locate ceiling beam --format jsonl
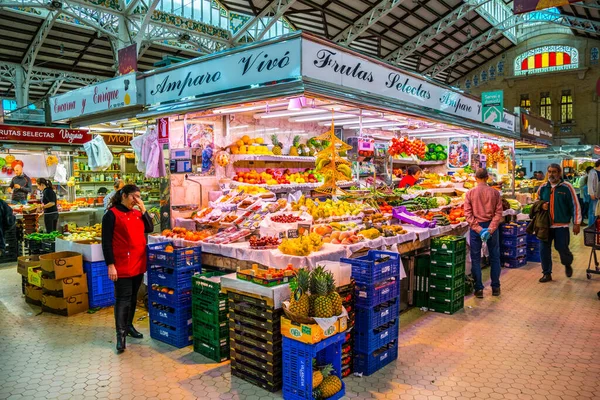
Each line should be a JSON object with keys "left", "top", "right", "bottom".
{"left": 231, "top": 0, "right": 297, "bottom": 45}
{"left": 333, "top": 0, "right": 405, "bottom": 45}
{"left": 384, "top": 0, "right": 490, "bottom": 65}
{"left": 425, "top": 10, "right": 600, "bottom": 77}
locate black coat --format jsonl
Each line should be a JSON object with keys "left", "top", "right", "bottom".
{"left": 0, "top": 199, "right": 16, "bottom": 251}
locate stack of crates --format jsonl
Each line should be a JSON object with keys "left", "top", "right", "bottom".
{"left": 500, "top": 223, "right": 528, "bottom": 268}
{"left": 337, "top": 280, "right": 355, "bottom": 378}
{"left": 413, "top": 254, "right": 431, "bottom": 308}
{"left": 0, "top": 226, "right": 18, "bottom": 263}
{"left": 429, "top": 236, "right": 466, "bottom": 315}
{"left": 147, "top": 242, "right": 201, "bottom": 348}
{"left": 526, "top": 234, "right": 541, "bottom": 263}
{"left": 282, "top": 332, "right": 346, "bottom": 400}
{"left": 228, "top": 291, "right": 283, "bottom": 392}
{"left": 341, "top": 250, "right": 400, "bottom": 376}
{"left": 191, "top": 271, "right": 229, "bottom": 362}
{"left": 83, "top": 261, "right": 115, "bottom": 308}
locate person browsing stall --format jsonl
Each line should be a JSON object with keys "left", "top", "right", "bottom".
{"left": 9, "top": 162, "right": 32, "bottom": 205}
{"left": 102, "top": 185, "right": 153, "bottom": 353}
{"left": 536, "top": 164, "right": 581, "bottom": 282}
{"left": 397, "top": 165, "right": 422, "bottom": 189}
{"left": 464, "top": 168, "right": 504, "bottom": 298}
{"left": 37, "top": 178, "right": 59, "bottom": 233}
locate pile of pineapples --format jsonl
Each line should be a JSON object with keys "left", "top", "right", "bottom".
{"left": 312, "top": 364, "right": 343, "bottom": 399}
{"left": 289, "top": 266, "right": 343, "bottom": 319}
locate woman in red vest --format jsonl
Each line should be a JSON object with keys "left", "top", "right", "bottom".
{"left": 101, "top": 184, "right": 153, "bottom": 353}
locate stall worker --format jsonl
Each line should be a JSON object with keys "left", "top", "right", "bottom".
{"left": 9, "top": 162, "right": 32, "bottom": 205}
{"left": 464, "top": 168, "right": 503, "bottom": 298}
{"left": 515, "top": 170, "right": 526, "bottom": 180}
{"left": 103, "top": 179, "right": 125, "bottom": 211}
{"left": 397, "top": 165, "right": 422, "bottom": 189}
{"left": 37, "top": 178, "right": 59, "bottom": 233}
{"left": 102, "top": 185, "right": 153, "bottom": 353}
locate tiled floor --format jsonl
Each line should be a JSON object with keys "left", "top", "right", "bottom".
{"left": 1, "top": 234, "right": 600, "bottom": 400}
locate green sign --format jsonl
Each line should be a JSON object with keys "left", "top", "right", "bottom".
{"left": 481, "top": 91, "right": 504, "bottom": 124}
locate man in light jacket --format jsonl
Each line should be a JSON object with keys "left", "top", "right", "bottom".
{"left": 587, "top": 159, "right": 600, "bottom": 226}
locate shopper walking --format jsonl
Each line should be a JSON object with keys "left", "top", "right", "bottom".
{"left": 536, "top": 164, "right": 581, "bottom": 282}
{"left": 103, "top": 179, "right": 125, "bottom": 210}
{"left": 0, "top": 199, "right": 16, "bottom": 256}
{"left": 581, "top": 166, "right": 593, "bottom": 225}
{"left": 9, "top": 162, "right": 32, "bottom": 205}
{"left": 464, "top": 168, "right": 504, "bottom": 298}
{"left": 398, "top": 165, "right": 422, "bottom": 189}
{"left": 587, "top": 160, "right": 600, "bottom": 226}
{"left": 102, "top": 184, "right": 153, "bottom": 353}
{"left": 37, "top": 178, "right": 59, "bottom": 233}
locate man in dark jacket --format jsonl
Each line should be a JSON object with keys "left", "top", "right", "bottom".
{"left": 0, "top": 199, "right": 16, "bottom": 255}
{"left": 536, "top": 164, "right": 582, "bottom": 282}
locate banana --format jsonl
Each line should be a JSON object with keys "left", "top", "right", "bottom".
{"left": 336, "top": 164, "right": 352, "bottom": 179}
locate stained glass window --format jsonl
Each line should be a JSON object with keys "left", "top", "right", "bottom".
{"left": 560, "top": 90, "right": 573, "bottom": 124}
{"left": 514, "top": 46, "right": 579, "bottom": 76}
{"left": 540, "top": 92, "right": 551, "bottom": 121}
{"left": 520, "top": 94, "right": 531, "bottom": 113}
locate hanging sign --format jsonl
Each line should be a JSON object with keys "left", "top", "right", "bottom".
{"left": 448, "top": 137, "right": 471, "bottom": 169}
{"left": 301, "top": 39, "right": 516, "bottom": 132}
{"left": 158, "top": 118, "right": 169, "bottom": 144}
{"left": 520, "top": 113, "right": 553, "bottom": 145}
{"left": 481, "top": 91, "right": 504, "bottom": 124}
{"left": 50, "top": 73, "right": 138, "bottom": 122}
{"left": 118, "top": 44, "right": 138, "bottom": 75}
{"left": 144, "top": 38, "right": 301, "bottom": 105}
{"left": 514, "top": 0, "right": 579, "bottom": 15}
{"left": 0, "top": 124, "right": 90, "bottom": 145}
{"left": 104, "top": 134, "right": 132, "bottom": 146}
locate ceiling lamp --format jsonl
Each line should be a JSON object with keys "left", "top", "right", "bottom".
{"left": 214, "top": 102, "right": 288, "bottom": 114}
{"left": 254, "top": 109, "right": 329, "bottom": 119}
{"left": 287, "top": 96, "right": 307, "bottom": 110}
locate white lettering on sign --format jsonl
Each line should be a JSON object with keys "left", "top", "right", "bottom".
{"left": 59, "top": 129, "right": 84, "bottom": 144}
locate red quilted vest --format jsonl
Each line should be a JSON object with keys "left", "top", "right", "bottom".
{"left": 110, "top": 207, "right": 147, "bottom": 278}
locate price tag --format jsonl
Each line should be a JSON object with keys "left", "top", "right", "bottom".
{"left": 287, "top": 229, "right": 299, "bottom": 239}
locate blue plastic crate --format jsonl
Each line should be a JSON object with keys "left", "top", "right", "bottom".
{"left": 500, "top": 245, "right": 527, "bottom": 258}
{"left": 148, "top": 264, "right": 201, "bottom": 290}
{"left": 354, "top": 341, "right": 398, "bottom": 376}
{"left": 341, "top": 250, "right": 400, "bottom": 285}
{"left": 355, "top": 298, "right": 399, "bottom": 332}
{"left": 282, "top": 332, "right": 346, "bottom": 400}
{"left": 501, "top": 256, "right": 527, "bottom": 268}
{"left": 149, "top": 320, "right": 193, "bottom": 348}
{"left": 147, "top": 242, "right": 201, "bottom": 269}
{"left": 355, "top": 279, "right": 400, "bottom": 307}
{"left": 501, "top": 235, "right": 526, "bottom": 248}
{"left": 527, "top": 242, "right": 541, "bottom": 251}
{"left": 148, "top": 298, "right": 192, "bottom": 328}
{"left": 148, "top": 286, "right": 192, "bottom": 308}
{"left": 527, "top": 233, "right": 540, "bottom": 244}
{"left": 83, "top": 261, "right": 115, "bottom": 308}
{"left": 500, "top": 223, "right": 527, "bottom": 238}
{"left": 354, "top": 319, "right": 399, "bottom": 354}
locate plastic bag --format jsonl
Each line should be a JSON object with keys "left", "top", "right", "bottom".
{"left": 83, "top": 135, "right": 113, "bottom": 171}
{"left": 54, "top": 163, "right": 67, "bottom": 184}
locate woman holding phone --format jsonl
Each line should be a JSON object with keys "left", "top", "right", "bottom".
{"left": 101, "top": 184, "right": 153, "bottom": 353}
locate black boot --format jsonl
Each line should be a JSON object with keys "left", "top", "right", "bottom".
{"left": 128, "top": 325, "right": 143, "bottom": 339}
{"left": 116, "top": 330, "right": 127, "bottom": 353}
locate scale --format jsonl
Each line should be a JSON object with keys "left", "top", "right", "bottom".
{"left": 170, "top": 148, "right": 192, "bottom": 173}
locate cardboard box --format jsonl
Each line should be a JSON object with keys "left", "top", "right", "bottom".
{"left": 280, "top": 316, "right": 347, "bottom": 344}
{"left": 17, "top": 255, "right": 40, "bottom": 277}
{"left": 28, "top": 267, "right": 43, "bottom": 287}
{"left": 41, "top": 274, "right": 88, "bottom": 298}
{"left": 25, "top": 284, "right": 43, "bottom": 305}
{"left": 41, "top": 293, "right": 89, "bottom": 316}
{"left": 40, "top": 251, "right": 83, "bottom": 279}
{"left": 73, "top": 240, "right": 104, "bottom": 262}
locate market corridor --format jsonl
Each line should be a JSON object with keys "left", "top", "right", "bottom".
{"left": 1, "top": 237, "right": 599, "bottom": 400}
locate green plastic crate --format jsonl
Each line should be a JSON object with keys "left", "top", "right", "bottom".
{"left": 431, "top": 250, "right": 466, "bottom": 266}
{"left": 413, "top": 254, "right": 430, "bottom": 308}
{"left": 192, "top": 271, "right": 228, "bottom": 303}
{"left": 429, "top": 296, "right": 464, "bottom": 315}
{"left": 431, "top": 236, "right": 467, "bottom": 254}
{"left": 193, "top": 338, "right": 230, "bottom": 362}
{"left": 429, "top": 275, "right": 465, "bottom": 291}
{"left": 193, "top": 319, "right": 229, "bottom": 344}
{"left": 428, "top": 284, "right": 465, "bottom": 303}
{"left": 430, "top": 262, "right": 465, "bottom": 278}
{"left": 192, "top": 300, "right": 228, "bottom": 326}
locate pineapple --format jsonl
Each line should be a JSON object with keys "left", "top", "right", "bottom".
{"left": 289, "top": 269, "right": 310, "bottom": 317}
{"left": 311, "top": 269, "right": 333, "bottom": 318}
{"left": 309, "top": 265, "right": 325, "bottom": 316}
{"left": 271, "top": 134, "right": 282, "bottom": 155}
{"left": 314, "top": 366, "right": 342, "bottom": 399}
{"left": 312, "top": 364, "right": 332, "bottom": 389}
{"left": 325, "top": 271, "right": 343, "bottom": 316}
{"left": 289, "top": 135, "right": 301, "bottom": 156}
